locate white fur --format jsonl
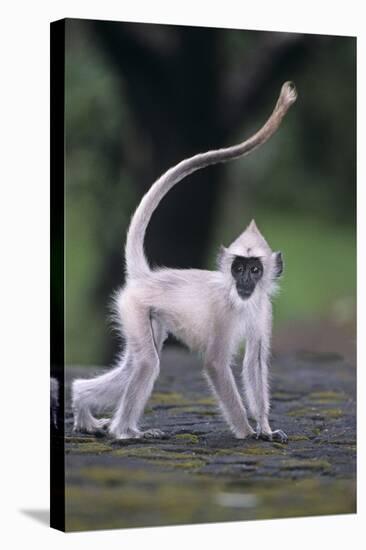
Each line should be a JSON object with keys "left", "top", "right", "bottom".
{"left": 72, "top": 222, "right": 282, "bottom": 439}
{"left": 72, "top": 82, "right": 296, "bottom": 440}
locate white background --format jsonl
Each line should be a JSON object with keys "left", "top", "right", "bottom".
{"left": 0, "top": 1, "right": 363, "bottom": 549}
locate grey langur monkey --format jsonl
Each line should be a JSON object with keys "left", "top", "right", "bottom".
{"left": 72, "top": 81, "right": 297, "bottom": 443}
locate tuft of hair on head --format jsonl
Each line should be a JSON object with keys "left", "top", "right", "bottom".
{"left": 247, "top": 219, "right": 260, "bottom": 233}
{"left": 226, "top": 220, "right": 272, "bottom": 259}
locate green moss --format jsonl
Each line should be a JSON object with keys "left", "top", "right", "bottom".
{"left": 175, "top": 434, "right": 200, "bottom": 444}
{"left": 322, "top": 408, "right": 343, "bottom": 418}
{"left": 168, "top": 406, "right": 217, "bottom": 416}
{"left": 272, "top": 392, "right": 298, "bottom": 402}
{"left": 196, "top": 445, "right": 286, "bottom": 457}
{"left": 65, "top": 481, "right": 224, "bottom": 531}
{"left": 309, "top": 391, "right": 346, "bottom": 403}
{"left": 65, "top": 474, "right": 356, "bottom": 532}
{"left": 149, "top": 392, "right": 217, "bottom": 408}
{"left": 252, "top": 479, "right": 355, "bottom": 520}
{"left": 68, "top": 441, "right": 112, "bottom": 454}
{"left": 287, "top": 407, "right": 343, "bottom": 419}
{"left": 288, "top": 435, "right": 310, "bottom": 441}
{"left": 319, "top": 437, "right": 355, "bottom": 448}
{"left": 195, "top": 397, "right": 216, "bottom": 406}
{"left": 149, "top": 392, "right": 190, "bottom": 406}
{"left": 112, "top": 446, "right": 198, "bottom": 461}
{"left": 272, "top": 442, "right": 288, "bottom": 449}
{"left": 287, "top": 407, "right": 320, "bottom": 417}
{"left": 280, "top": 459, "right": 331, "bottom": 471}
{"left": 243, "top": 447, "right": 285, "bottom": 456}
{"left": 79, "top": 466, "right": 151, "bottom": 485}
{"left": 65, "top": 436, "right": 95, "bottom": 443}
{"left": 153, "top": 458, "right": 206, "bottom": 470}
{"left": 111, "top": 441, "right": 284, "bottom": 461}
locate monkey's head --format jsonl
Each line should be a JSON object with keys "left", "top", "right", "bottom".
{"left": 218, "top": 220, "right": 283, "bottom": 301}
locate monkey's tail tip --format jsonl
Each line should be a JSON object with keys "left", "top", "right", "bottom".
{"left": 279, "top": 81, "right": 297, "bottom": 110}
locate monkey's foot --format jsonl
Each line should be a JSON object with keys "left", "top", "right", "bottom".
{"left": 234, "top": 428, "right": 256, "bottom": 440}
{"left": 108, "top": 427, "right": 141, "bottom": 440}
{"left": 73, "top": 417, "right": 110, "bottom": 435}
{"left": 255, "top": 429, "right": 288, "bottom": 444}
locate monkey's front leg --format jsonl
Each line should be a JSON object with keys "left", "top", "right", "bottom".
{"left": 242, "top": 337, "right": 288, "bottom": 444}
{"left": 204, "top": 348, "right": 255, "bottom": 439}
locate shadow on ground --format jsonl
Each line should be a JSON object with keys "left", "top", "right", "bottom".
{"left": 20, "top": 509, "right": 50, "bottom": 526}
{"left": 63, "top": 349, "right": 356, "bottom": 531}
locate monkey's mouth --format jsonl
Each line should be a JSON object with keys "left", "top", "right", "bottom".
{"left": 237, "top": 286, "right": 254, "bottom": 299}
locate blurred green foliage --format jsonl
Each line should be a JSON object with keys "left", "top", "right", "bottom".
{"left": 64, "top": 21, "right": 356, "bottom": 365}
{"left": 65, "top": 27, "right": 137, "bottom": 364}
{"left": 209, "top": 210, "right": 356, "bottom": 323}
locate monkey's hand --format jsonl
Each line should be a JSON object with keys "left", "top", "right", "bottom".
{"left": 255, "top": 427, "right": 288, "bottom": 444}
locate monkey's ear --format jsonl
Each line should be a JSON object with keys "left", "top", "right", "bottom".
{"left": 273, "top": 251, "right": 284, "bottom": 278}
{"left": 217, "top": 245, "right": 230, "bottom": 270}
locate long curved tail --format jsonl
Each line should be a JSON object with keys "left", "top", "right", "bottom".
{"left": 125, "top": 81, "right": 297, "bottom": 279}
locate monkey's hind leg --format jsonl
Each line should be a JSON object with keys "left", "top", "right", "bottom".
{"left": 72, "top": 353, "right": 133, "bottom": 434}
{"left": 108, "top": 315, "right": 167, "bottom": 440}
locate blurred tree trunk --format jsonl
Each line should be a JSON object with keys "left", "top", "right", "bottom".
{"left": 92, "top": 22, "right": 226, "bottom": 271}
{"left": 92, "top": 21, "right": 309, "bottom": 271}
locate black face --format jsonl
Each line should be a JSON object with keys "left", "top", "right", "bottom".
{"left": 231, "top": 256, "right": 264, "bottom": 300}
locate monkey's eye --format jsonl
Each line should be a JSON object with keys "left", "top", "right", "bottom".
{"left": 234, "top": 264, "right": 244, "bottom": 273}
{"left": 251, "top": 265, "right": 261, "bottom": 274}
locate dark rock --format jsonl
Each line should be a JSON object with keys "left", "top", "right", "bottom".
{"left": 64, "top": 348, "right": 356, "bottom": 531}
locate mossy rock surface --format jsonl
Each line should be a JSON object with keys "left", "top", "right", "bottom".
{"left": 287, "top": 407, "right": 344, "bottom": 419}
{"left": 175, "top": 433, "right": 200, "bottom": 444}
{"left": 280, "top": 459, "right": 332, "bottom": 471}
{"left": 64, "top": 348, "right": 356, "bottom": 531}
